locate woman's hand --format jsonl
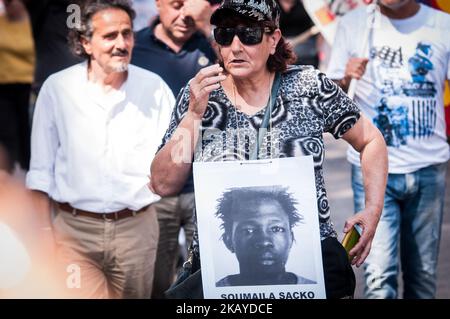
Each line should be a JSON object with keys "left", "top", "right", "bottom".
{"left": 342, "top": 115, "right": 387, "bottom": 267}
{"left": 343, "top": 206, "right": 381, "bottom": 267}
{"left": 188, "top": 64, "right": 226, "bottom": 119}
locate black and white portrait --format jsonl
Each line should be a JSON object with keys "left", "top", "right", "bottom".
{"left": 215, "top": 185, "right": 316, "bottom": 287}
{"left": 194, "top": 157, "right": 326, "bottom": 299}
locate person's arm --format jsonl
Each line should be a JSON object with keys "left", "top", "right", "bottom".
{"left": 327, "top": 10, "right": 368, "bottom": 92}
{"left": 316, "top": 70, "right": 387, "bottom": 267}
{"left": 26, "top": 79, "right": 60, "bottom": 259}
{"left": 26, "top": 80, "right": 58, "bottom": 229}
{"left": 334, "top": 57, "right": 369, "bottom": 92}
{"left": 341, "top": 115, "right": 388, "bottom": 267}
{"left": 150, "top": 64, "right": 226, "bottom": 196}
{"left": 150, "top": 109, "right": 201, "bottom": 196}
{"left": 183, "top": 0, "right": 213, "bottom": 39}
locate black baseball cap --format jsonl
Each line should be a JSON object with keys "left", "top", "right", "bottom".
{"left": 210, "top": 0, "right": 281, "bottom": 27}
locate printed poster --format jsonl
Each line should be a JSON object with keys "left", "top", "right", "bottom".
{"left": 193, "top": 156, "right": 326, "bottom": 299}
{"left": 302, "top": 0, "right": 367, "bottom": 44}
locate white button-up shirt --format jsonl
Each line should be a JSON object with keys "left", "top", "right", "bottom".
{"left": 26, "top": 62, "right": 175, "bottom": 212}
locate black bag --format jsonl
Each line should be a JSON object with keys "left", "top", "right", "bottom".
{"left": 321, "top": 237, "right": 356, "bottom": 299}
{"left": 165, "top": 237, "right": 355, "bottom": 299}
{"left": 164, "top": 269, "right": 203, "bottom": 299}
{"left": 164, "top": 247, "right": 204, "bottom": 299}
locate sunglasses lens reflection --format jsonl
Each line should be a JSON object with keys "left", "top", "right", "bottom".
{"left": 214, "top": 27, "right": 264, "bottom": 46}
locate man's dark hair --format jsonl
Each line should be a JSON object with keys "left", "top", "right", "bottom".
{"left": 215, "top": 185, "right": 303, "bottom": 240}
{"left": 68, "top": 0, "right": 136, "bottom": 59}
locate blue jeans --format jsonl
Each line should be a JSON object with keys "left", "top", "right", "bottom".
{"left": 352, "top": 162, "right": 447, "bottom": 299}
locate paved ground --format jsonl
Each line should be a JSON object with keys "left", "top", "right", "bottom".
{"left": 322, "top": 135, "right": 450, "bottom": 299}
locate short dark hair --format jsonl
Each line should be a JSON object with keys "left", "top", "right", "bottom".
{"left": 214, "top": 12, "right": 296, "bottom": 73}
{"left": 215, "top": 185, "right": 303, "bottom": 240}
{"left": 68, "top": 0, "right": 136, "bottom": 59}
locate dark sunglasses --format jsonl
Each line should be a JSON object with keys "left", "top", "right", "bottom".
{"left": 213, "top": 26, "right": 273, "bottom": 46}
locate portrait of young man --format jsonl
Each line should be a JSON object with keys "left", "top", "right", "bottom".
{"left": 193, "top": 156, "right": 326, "bottom": 299}
{"left": 215, "top": 185, "right": 317, "bottom": 287}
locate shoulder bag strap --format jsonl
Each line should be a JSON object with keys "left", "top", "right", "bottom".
{"left": 250, "top": 72, "right": 281, "bottom": 160}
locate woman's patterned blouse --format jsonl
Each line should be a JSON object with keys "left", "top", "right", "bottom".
{"left": 159, "top": 65, "right": 361, "bottom": 252}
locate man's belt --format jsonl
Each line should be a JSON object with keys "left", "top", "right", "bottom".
{"left": 58, "top": 202, "right": 148, "bottom": 221}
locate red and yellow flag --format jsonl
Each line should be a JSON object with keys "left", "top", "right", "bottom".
{"left": 420, "top": 0, "right": 450, "bottom": 13}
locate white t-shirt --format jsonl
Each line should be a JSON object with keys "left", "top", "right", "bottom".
{"left": 26, "top": 62, "right": 175, "bottom": 212}
{"left": 327, "top": 4, "right": 450, "bottom": 173}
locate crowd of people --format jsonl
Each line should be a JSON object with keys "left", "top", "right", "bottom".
{"left": 0, "top": 0, "right": 449, "bottom": 299}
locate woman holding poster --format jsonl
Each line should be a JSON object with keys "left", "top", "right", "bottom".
{"left": 151, "top": 0, "right": 387, "bottom": 299}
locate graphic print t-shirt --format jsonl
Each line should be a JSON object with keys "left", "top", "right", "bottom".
{"left": 327, "top": 4, "right": 450, "bottom": 173}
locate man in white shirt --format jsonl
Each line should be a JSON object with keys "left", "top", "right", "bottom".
{"left": 26, "top": 0, "right": 174, "bottom": 298}
{"left": 327, "top": 0, "right": 450, "bottom": 298}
